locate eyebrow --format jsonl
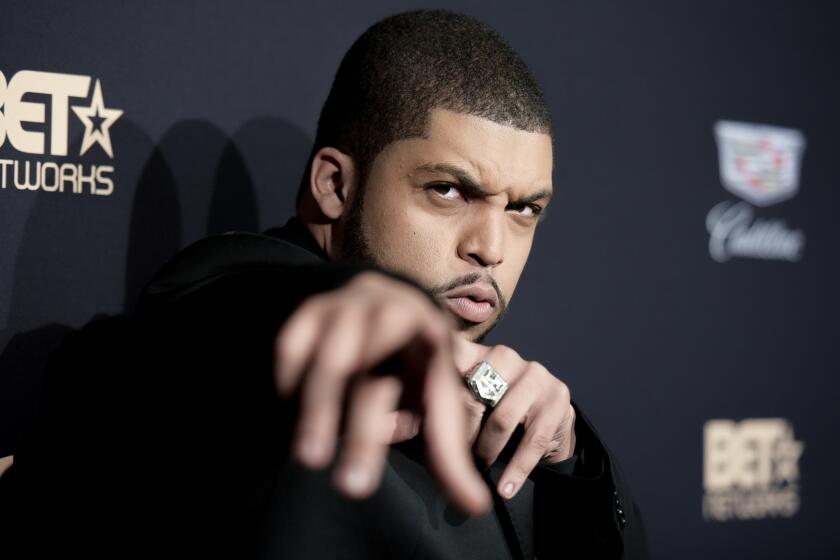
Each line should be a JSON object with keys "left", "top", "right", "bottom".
{"left": 416, "top": 162, "right": 553, "bottom": 206}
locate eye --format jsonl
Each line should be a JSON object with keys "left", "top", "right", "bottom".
{"left": 428, "top": 183, "right": 464, "bottom": 201}
{"left": 508, "top": 203, "right": 544, "bottom": 218}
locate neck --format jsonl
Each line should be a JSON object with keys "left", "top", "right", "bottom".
{"left": 296, "top": 199, "right": 334, "bottom": 258}
{"left": 305, "top": 221, "right": 332, "bottom": 257}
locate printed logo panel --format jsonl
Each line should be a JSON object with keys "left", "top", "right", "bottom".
{"left": 706, "top": 121, "right": 806, "bottom": 263}
{"left": 703, "top": 418, "right": 804, "bottom": 521}
{"left": 714, "top": 121, "right": 805, "bottom": 207}
{"left": 0, "top": 69, "right": 123, "bottom": 196}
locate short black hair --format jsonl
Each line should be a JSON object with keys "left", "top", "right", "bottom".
{"left": 297, "top": 9, "right": 553, "bottom": 206}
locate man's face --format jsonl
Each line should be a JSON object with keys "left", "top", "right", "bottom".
{"left": 338, "top": 108, "right": 553, "bottom": 341}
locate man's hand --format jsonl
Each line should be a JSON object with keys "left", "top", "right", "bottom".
{"left": 274, "top": 271, "right": 491, "bottom": 515}
{"left": 452, "top": 337, "right": 577, "bottom": 500}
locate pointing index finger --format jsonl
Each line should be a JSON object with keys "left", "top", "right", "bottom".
{"left": 423, "top": 338, "right": 492, "bottom": 516}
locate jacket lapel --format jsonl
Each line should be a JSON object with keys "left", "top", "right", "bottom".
{"left": 486, "top": 462, "right": 535, "bottom": 560}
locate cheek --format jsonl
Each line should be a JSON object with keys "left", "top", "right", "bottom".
{"left": 361, "top": 198, "right": 454, "bottom": 287}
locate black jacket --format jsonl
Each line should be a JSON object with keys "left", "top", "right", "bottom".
{"left": 0, "top": 218, "right": 648, "bottom": 559}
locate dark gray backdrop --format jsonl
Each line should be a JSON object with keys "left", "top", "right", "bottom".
{"left": 1, "top": 1, "right": 837, "bottom": 558}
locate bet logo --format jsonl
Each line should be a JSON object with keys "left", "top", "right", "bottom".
{"left": 0, "top": 69, "right": 123, "bottom": 196}
{"left": 0, "top": 70, "right": 123, "bottom": 157}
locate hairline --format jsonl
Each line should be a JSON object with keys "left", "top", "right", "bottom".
{"left": 354, "top": 104, "right": 553, "bottom": 186}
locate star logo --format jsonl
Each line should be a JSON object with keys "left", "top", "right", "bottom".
{"left": 71, "top": 80, "right": 123, "bottom": 158}
{"left": 773, "top": 435, "right": 804, "bottom": 485}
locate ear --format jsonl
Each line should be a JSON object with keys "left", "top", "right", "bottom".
{"left": 308, "top": 146, "right": 356, "bottom": 220}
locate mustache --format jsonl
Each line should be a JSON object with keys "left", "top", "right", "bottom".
{"left": 429, "top": 272, "right": 507, "bottom": 312}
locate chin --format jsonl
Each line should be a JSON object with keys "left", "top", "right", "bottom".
{"left": 458, "top": 317, "right": 498, "bottom": 344}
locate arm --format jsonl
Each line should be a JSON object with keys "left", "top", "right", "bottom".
{"left": 1, "top": 261, "right": 378, "bottom": 555}
{"left": 138, "top": 253, "right": 490, "bottom": 512}
{"left": 6, "top": 237, "right": 495, "bottom": 556}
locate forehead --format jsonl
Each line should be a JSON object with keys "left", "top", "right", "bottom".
{"left": 385, "top": 108, "right": 553, "bottom": 193}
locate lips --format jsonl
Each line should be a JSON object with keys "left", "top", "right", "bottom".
{"left": 444, "top": 284, "right": 498, "bottom": 323}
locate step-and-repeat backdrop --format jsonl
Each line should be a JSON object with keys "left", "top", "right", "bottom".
{"left": 1, "top": 1, "right": 837, "bottom": 557}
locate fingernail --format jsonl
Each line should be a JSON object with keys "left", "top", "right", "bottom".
{"left": 341, "top": 464, "right": 370, "bottom": 496}
{"left": 410, "top": 416, "right": 421, "bottom": 437}
{"left": 502, "top": 481, "right": 516, "bottom": 498}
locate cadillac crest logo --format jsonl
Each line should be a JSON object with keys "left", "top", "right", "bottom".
{"left": 706, "top": 120, "right": 806, "bottom": 263}
{"left": 714, "top": 121, "right": 805, "bottom": 207}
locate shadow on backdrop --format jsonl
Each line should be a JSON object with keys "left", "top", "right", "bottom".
{"left": 0, "top": 119, "right": 159, "bottom": 456}
{"left": 0, "top": 116, "right": 313, "bottom": 456}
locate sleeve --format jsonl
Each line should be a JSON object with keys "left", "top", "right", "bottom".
{"left": 4, "top": 257, "right": 436, "bottom": 557}
{"left": 530, "top": 400, "right": 650, "bottom": 560}
{"left": 134, "top": 257, "right": 440, "bottom": 476}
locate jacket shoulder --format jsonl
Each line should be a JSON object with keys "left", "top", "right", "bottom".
{"left": 139, "top": 231, "right": 323, "bottom": 310}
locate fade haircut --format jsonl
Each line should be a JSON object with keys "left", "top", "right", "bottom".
{"left": 297, "top": 9, "right": 553, "bottom": 206}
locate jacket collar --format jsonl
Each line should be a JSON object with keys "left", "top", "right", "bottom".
{"left": 140, "top": 217, "right": 325, "bottom": 312}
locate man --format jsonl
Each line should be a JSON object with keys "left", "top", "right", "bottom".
{"left": 0, "top": 9, "right": 647, "bottom": 559}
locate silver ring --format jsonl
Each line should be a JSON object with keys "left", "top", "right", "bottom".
{"left": 466, "top": 361, "right": 508, "bottom": 407}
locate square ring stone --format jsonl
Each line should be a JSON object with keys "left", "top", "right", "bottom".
{"left": 467, "top": 361, "right": 508, "bottom": 407}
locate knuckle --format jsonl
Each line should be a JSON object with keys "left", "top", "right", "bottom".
{"left": 380, "top": 289, "right": 420, "bottom": 320}
{"left": 531, "top": 360, "right": 550, "bottom": 377}
{"left": 281, "top": 303, "right": 323, "bottom": 335}
{"left": 385, "top": 279, "right": 429, "bottom": 311}
{"left": 557, "top": 381, "right": 571, "bottom": 403}
{"left": 528, "top": 432, "right": 552, "bottom": 454}
{"left": 511, "top": 461, "right": 532, "bottom": 480}
{"left": 351, "top": 270, "right": 383, "bottom": 288}
{"left": 416, "top": 301, "right": 441, "bottom": 324}
{"left": 369, "top": 300, "right": 400, "bottom": 325}
{"left": 523, "top": 360, "right": 543, "bottom": 380}
{"left": 299, "top": 292, "right": 332, "bottom": 314}
{"left": 489, "top": 409, "right": 517, "bottom": 433}
{"left": 494, "top": 345, "right": 519, "bottom": 362}
{"left": 311, "top": 351, "right": 350, "bottom": 379}
{"left": 420, "top": 312, "right": 449, "bottom": 342}
{"left": 543, "top": 376, "right": 569, "bottom": 402}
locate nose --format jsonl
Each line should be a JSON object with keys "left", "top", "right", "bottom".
{"left": 457, "top": 207, "right": 505, "bottom": 268}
